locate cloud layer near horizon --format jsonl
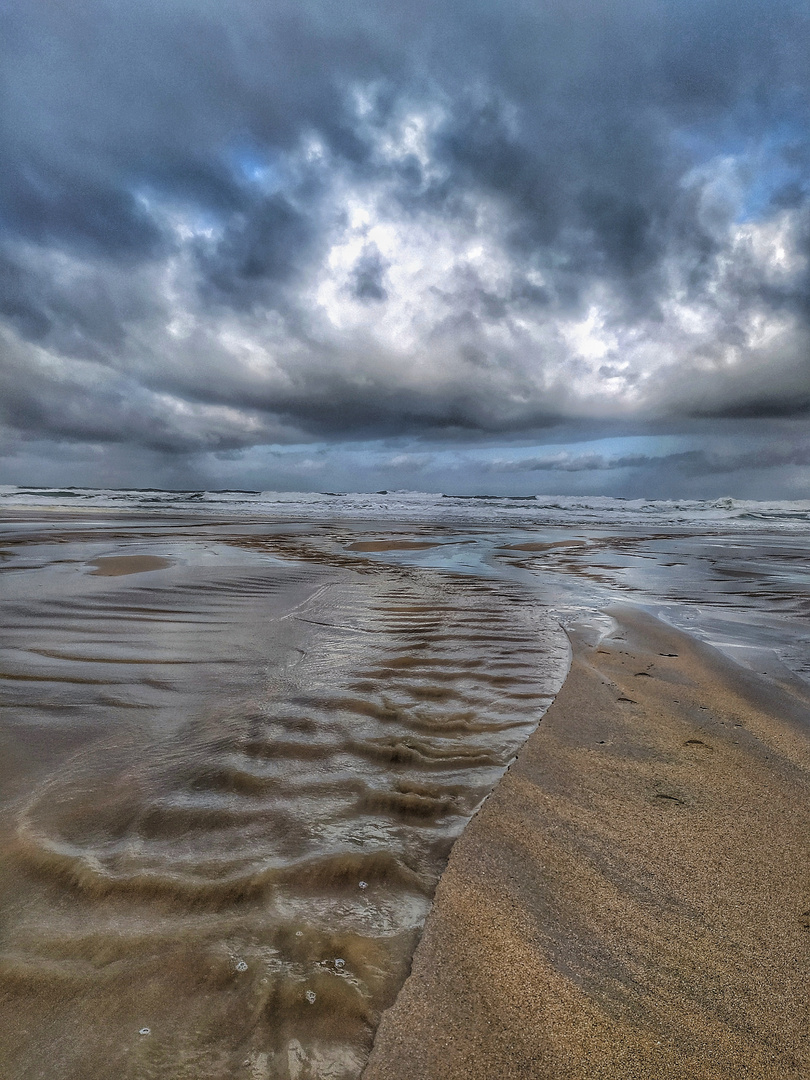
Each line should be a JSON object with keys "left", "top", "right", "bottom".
{"left": 1, "top": 0, "right": 809, "bottom": 493}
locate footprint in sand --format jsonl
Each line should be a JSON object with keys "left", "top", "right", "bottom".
{"left": 684, "top": 738, "right": 714, "bottom": 752}
{"left": 654, "top": 792, "right": 688, "bottom": 806}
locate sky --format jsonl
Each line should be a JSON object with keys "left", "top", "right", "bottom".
{"left": 1, "top": 0, "right": 810, "bottom": 497}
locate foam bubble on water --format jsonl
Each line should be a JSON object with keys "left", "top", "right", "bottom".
{"left": 305, "top": 990, "right": 316, "bottom": 1004}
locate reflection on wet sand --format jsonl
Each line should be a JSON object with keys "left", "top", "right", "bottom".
{"left": 0, "top": 520, "right": 568, "bottom": 1079}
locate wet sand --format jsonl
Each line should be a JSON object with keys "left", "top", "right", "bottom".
{"left": 365, "top": 607, "right": 810, "bottom": 1079}
{"left": 88, "top": 554, "right": 173, "bottom": 575}
{"left": 0, "top": 520, "right": 569, "bottom": 1078}
{"left": 344, "top": 540, "right": 444, "bottom": 553}
{"left": 500, "top": 539, "right": 589, "bottom": 552}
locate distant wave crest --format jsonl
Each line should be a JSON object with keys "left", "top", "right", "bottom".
{"left": 2, "top": 485, "right": 810, "bottom": 528}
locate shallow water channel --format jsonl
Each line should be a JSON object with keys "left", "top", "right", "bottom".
{"left": 0, "top": 516, "right": 569, "bottom": 1079}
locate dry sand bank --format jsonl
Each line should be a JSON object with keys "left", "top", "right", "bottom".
{"left": 364, "top": 608, "right": 810, "bottom": 1080}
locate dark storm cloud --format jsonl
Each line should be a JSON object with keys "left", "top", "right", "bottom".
{"left": 350, "top": 246, "right": 389, "bottom": 302}
{"left": 485, "top": 438, "right": 810, "bottom": 483}
{"left": 485, "top": 451, "right": 691, "bottom": 474}
{"left": 195, "top": 193, "right": 318, "bottom": 309}
{"left": 1, "top": 0, "right": 810, "bottom": 485}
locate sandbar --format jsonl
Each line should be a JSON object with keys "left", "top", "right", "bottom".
{"left": 87, "top": 555, "right": 172, "bottom": 576}
{"left": 345, "top": 540, "right": 444, "bottom": 552}
{"left": 501, "top": 539, "right": 590, "bottom": 552}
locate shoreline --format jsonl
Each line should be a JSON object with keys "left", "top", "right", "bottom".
{"left": 363, "top": 607, "right": 810, "bottom": 1079}
{"left": 4, "top": 507, "right": 810, "bottom": 1076}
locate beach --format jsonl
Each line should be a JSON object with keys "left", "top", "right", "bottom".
{"left": 1, "top": 490, "right": 809, "bottom": 1078}
{"left": 365, "top": 607, "right": 810, "bottom": 1079}
{"left": 5, "top": 0, "right": 809, "bottom": 1073}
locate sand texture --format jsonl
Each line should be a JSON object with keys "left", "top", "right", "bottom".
{"left": 364, "top": 607, "right": 810, "bottom": 1080}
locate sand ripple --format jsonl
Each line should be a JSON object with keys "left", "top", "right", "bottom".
{"left": 0, "top": 536, "right": 568, "bottom": 1078}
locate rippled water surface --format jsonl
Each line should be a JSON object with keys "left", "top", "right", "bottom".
{"left": 0, "top": 514, "right": 569, "bottom": 1079}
